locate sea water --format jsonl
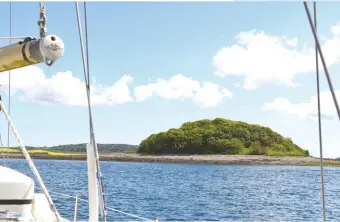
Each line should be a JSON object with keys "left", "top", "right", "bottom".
{"left": 4, "top": 159, "right": 339, "bottom": 221}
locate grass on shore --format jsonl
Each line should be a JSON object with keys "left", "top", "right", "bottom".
{"left": 2, "top": 148, "right": 340, "bottom": 166}
{"left": 0, "top": 148, "right": 84, "bottom": 156}
{"left": 0, "top": 148, "right": 19, "bottom": 153}
{"left": 28, "top": 149, "right": 84, "bottom": 156}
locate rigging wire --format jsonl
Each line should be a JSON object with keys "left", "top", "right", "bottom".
{"left": 0, "top": 99, "right": 61, "bottom": 221}
{"left": 303, "top": 7, "right": 340, "bottom": 218}
{"left": 83, "top": 2, "right": 108, "bottom": 219}
{"left": 75, "top": 2, "right": 107, "bottom": 221}
{"left": 35, "top": 188, "right": 154, "bottom": 222}
{"left": 6, "top": 1, "right": 12, "bottom": 161}
{"left": 1, "top": 101, "right": 5, "bottom": 167}
{"left": 3, "top": 2, "right": 13, "bottom": 167}
{"left": 84, "top": 2, "right": 90, "bottom": 89}
{"left": 0, "top": 37, "right": 26, "bottom": 41}
{"left": 0, "top": 129, "right": 4, "bottom": 166}
{"left": 313, "top": 2, "right": 326, "bottom": 221}
{"left": 0, "top": 1, "right": 61, "bottom": 220}
{"left": 304, "top": 2, "right": 335, "bottom": 220}
{"left": 304, "top": 2, "right": 340, "bottom": 121}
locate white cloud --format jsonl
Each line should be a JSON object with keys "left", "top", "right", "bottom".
{"left": 233, "top": 82, "right": 241, "bottom": 88}
{"left": 262, "top": 91, "right": 340, "bottom": 120}
{"left": 283, "top": 36, "right": 298, "bottom": 47}
{"left": 0, "top": 66, "right": 134, "bottom": 106}
{"left": 134, "top": 73, "right": 232, "bottom": 108}
{"left": 213, "top": 22, "right": 340, "bottom": 90}
{"left": 0, "top": 66, "right": 231, "bottom": 108}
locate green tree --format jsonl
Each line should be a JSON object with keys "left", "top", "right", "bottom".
{"left": 137, "top": 118, "right": 310, "bottom": 156}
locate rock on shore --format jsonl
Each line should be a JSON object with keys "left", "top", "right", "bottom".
{"left": 5, "top": 153, "right": 340, "bottom": 166}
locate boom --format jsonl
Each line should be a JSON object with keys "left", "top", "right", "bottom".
{"left": 0, "top": 35, "right": 64, "bottom": 72}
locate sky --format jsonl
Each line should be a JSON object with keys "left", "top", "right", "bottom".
{"left": 0, "top": 1, "right": 340, "bottom": 158}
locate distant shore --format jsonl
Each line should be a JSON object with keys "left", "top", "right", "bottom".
{"left": 4, "top": 153, "right": 340, "bottom": 166}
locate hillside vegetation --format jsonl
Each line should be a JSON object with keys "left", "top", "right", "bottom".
{"left": 5, "top": 143, "right": 138, "bottom": 153}
{"left": 138, "top": 118, "right": 310, "bottom": 156}
{"left": 45, "top": 143, "right": 138, "bottom": 153}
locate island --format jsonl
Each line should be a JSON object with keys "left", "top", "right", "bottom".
{"left": 2, "top": 118, "right": 340, "bottom": 166}
{"left": 138, "top": 118, "right": 309, "bottom": 156}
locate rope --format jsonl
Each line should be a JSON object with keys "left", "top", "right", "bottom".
{"left": 37, "top": 1, "right": 54, "bottom": 66}
{"left": 36, "top": 188, "right": 154, "bottom": 222}
{"left": 313, "top": 2, "right": 326, "bottom": 221}
{"left": 75, "top": 2, "right": 108, "bottom": 221}
{"left": 37, "top": 1, "right": 53, "bottom": 66}
{"left": 304, "top": 2, "right": 340, "bottom": 122}
{"left": 38, "top": 1, "right": 46, "bottom": 38}
{"left": 0, "top": 100, "right": 61, "bottom": 221}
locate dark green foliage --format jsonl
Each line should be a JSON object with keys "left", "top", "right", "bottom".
{"left": 49, "top": 144, "right": 138, "bottom": 153}
{"left": 304, "top": 150, "right": 310, "bottom": 156}
{"left": 247, "top": 142, "right": 266, "bottom": 155}
{"left": 137, "top": 118, "right": 310, "bottom": 156}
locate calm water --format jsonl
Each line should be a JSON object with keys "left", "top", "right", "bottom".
{"left": 4, "top": 159, "right": 340, "bottom": 221}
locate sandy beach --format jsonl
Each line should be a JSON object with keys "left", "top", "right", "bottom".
{"left": 4, "top": 153, "right": 340, "bottom": 166}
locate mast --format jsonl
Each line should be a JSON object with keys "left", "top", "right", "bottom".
{"left": 75, "top": 2, "right": 108, "bottom": 221}
{"left": 87, "top": 143, "right": 99, "bottom": 221}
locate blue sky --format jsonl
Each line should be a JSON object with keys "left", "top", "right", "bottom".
{"left": 0, "top": 2, "right": 340, "bottom": 158}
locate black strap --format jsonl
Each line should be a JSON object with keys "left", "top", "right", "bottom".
{"left": 21, "top": 42, "right": 32, "bottom": 64}
{"left": 0, "top": 199, "right": 32, "bottom": 205}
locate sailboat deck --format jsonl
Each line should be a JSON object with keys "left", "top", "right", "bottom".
{"left": 0, "top": 210, "right": 22, "bottom": 221}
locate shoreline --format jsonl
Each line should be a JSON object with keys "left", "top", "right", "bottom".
{"left": 4, "top": 153, "right": 340, "bottom": 166}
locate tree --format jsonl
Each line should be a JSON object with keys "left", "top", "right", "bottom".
{"left": 137, "top": 117, "right": 310, "bottom": 156}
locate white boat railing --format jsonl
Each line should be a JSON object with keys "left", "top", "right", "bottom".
{"left": 35, "top": 188, "right": 157, "bottom": 222}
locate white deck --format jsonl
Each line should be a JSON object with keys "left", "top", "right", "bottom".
{"left": 0, "top": 166, "right": 69, "bottom": 222}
